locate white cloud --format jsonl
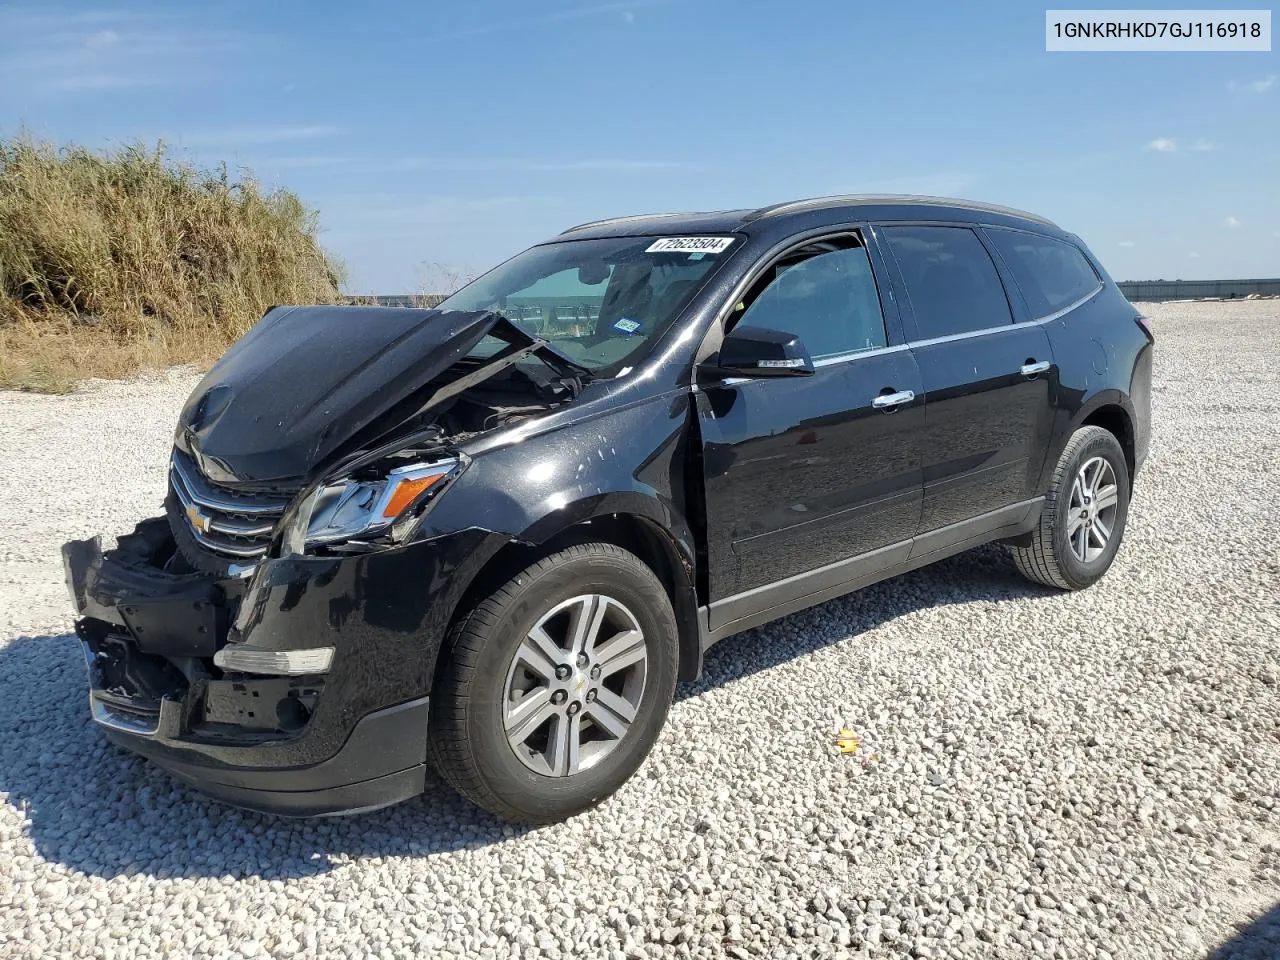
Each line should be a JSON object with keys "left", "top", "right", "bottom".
{"left": 1226, "top": 216, "right": 1242, "bottom": 229}
{"left": 1117, "top": 240, "right": 1135, "bottom": 248}
{"left": 84, "top": 28, "right": 120, "bottom": 48}
{"left": 0, "top": 9, "right": 250, "bottom": 95}
{"left": 0, "top": 8, "right": 173, "bottom": 29}
{"left": 1188, "top": 251, "right": 1201, "bottom": 259}
{"left": 623, "top": 10, "right": 636, "bottom": 23}
{"left": 1145, "top": 137, "right": 1216, "bottom": 154}
{"left": 1228, "top": 74, "right": 1277, "bottom": 93}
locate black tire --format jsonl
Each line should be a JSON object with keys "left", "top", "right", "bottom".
{"left": 1012, "top": 425, "right": 1131, "bottom": 591}
{"left": 427, "top": 542, "right": 678, "bottom": 823}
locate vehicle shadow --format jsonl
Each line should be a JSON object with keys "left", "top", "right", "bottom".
{"left": 679, "top": 542, "right": 1044, "bottom": 702}
{"left": 0, "top": 544, "right": 1044, "bottom": 881}
{"left": 1210, "top": 902, "right": 1280, "bottom": 959}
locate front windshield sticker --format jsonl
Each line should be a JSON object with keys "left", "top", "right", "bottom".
{"left": 613, "top": 317, "right": 641, "bottom": 335}
{"left": 645, "top": 236, "right": 734, "bottom": 254}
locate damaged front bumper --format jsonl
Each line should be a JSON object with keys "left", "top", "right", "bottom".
{"left": 60, "top": 517, "right": 460, "bottom": 816}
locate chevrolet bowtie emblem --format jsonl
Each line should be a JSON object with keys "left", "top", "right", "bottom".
{"left": 186, "top": 503, "right": 211, "bottom": 534}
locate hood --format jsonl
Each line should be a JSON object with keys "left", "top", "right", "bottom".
{"left": 177, "top": 305, "right": 516, "bottom": 485}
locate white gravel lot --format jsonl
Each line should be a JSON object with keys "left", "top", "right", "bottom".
{"left": 1, "top": 300, "right": 1278, "bottom": 960}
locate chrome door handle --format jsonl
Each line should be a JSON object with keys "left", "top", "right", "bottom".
{"left": 872, "top": 389, "right": 915, "bottom": 410}
{"left": 1021, "top": 360, "right": 1051, "bottom": 376}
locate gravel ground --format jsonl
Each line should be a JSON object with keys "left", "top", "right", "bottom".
{"left": 1, "top": 300, "right": 1277, "bottom": 960}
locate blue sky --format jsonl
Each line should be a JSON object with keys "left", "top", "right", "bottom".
{"left": 1, "top": 1, "right": 1276, "bottom": 290}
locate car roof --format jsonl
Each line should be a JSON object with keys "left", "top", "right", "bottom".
{"left": 550, "top": 194, "right": 1061, "bottom": 242}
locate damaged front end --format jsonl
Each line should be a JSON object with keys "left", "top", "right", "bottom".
{"left": 61, "top": 305, "right": 586, "bottom": 814}
{"left": 65, "top": 518, "right": 322, "bottom": 743}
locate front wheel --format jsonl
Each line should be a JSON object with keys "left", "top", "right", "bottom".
{"left": 427, "top": 543, "right": 678, "bottom": 823}
{"left": 1012, "top": 425, "right": 1131, "bottom": 591}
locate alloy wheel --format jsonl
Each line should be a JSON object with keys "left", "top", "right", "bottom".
{"left": 1067, "top": 456, "right": 1120, "bottom": 563}
{"left": 502, "top": 594, "right": 648, "bottom": 777}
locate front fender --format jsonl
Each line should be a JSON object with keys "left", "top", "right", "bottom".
{"left": 407, "top": 389, "right": 703, "bottom": 678}
{"left": 413, "top": 389, "right": 698, "bottom": 563}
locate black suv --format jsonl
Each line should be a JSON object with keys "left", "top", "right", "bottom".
{"left": 63, "top": 195, "right": 1153, "bottom": 823}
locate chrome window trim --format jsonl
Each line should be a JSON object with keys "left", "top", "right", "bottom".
{"left": 719, "top": 343, "right": 908, "bottom": 385}
{"left": 812, "top": 343, "right": 910, "bottom": 366}
{"left": 714, "top": 282, "right": 1101, "bottom": 386}
{"left": 907, "top": 324, "right": 1018, "bottom": 350}
{"left": 705, "top": 224, "right": 1104, "bottom": 388}
{"left": 1024, "top": 281, "right": 1104, "bottom": 324}
{"left": 907, "top": 282, "right": 1104, "bottom": 349}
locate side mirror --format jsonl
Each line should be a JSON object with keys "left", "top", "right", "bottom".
{"left": 705, "top": 325, "right": 815, "bottom": 378}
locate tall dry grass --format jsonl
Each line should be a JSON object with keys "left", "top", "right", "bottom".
{"left": 0, "top": 136, "right": 343, "bottom": 391}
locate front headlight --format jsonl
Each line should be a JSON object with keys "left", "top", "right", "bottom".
{"left": 281, "top": 458, "right": 461, "bottom": 556}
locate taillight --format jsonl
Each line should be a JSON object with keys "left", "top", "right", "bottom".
{"left": 1135, "top": 315, "right": 1154, "bottom": 342}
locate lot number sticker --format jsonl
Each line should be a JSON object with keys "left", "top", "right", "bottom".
{"left": 646, "top": 237, "right": 734, "bottom": 254}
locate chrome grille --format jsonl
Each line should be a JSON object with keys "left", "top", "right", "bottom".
{"left": 169, "top": 448, "right": 292, "bottom": 560}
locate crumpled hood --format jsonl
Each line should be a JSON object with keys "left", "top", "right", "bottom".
{"left": 176, "top": 305, "right": 502, "bottom": 485}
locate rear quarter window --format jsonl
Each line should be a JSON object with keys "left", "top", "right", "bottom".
{"left": 985, "top": 228, "right": 1102, "bottom": 318}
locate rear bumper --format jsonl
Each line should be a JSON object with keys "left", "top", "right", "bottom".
{"left": 1132, "top": 344, "right": 1153, "bottom": 479}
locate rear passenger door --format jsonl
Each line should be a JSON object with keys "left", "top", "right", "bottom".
{"left": 877, "top": 224, "right": 1057, "bottom": 550}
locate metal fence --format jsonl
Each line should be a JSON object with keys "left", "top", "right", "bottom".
{"left": 371, "top": 278, "right": 1280, "bottom": 309}
{"left": 1116, "top": 278, "right": 1280, "bottom": 302}
{"left": 370, "top": 294, "right": 447, "bottom": 308}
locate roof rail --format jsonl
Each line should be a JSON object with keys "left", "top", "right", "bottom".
{"left": 559, "top": 212, "right": 696, "bottom": 235}
{"left": 742, "top": 194, "right": 1057, "bottom": 227}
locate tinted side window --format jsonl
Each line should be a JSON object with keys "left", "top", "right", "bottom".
{"left": 734, "top": 236, "right": 887, "bottom": 360}
{"left": 985, "top": 228, "right": 1101, "bottom": 317}
{"left": 882, "top": 226, "right": 1013, "bottom": 339}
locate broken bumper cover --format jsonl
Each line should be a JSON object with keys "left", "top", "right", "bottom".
{"left": 88, "top": 669, "right": 432, "bottom": 818}
{"left": 60, "top": 518, "right": 502, "bottom": 816}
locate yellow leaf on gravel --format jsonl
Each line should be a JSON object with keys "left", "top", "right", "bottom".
{"left": 834, "top": 729, "right": 860, "bottom": 754}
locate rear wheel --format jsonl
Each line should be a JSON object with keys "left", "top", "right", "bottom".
{"left": 428, "top": 543, "right": 678, "bottom": 823}
{"left": 1012, "top": 425, "right": 1131, "bottom": 591}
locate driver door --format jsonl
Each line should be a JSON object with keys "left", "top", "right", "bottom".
{"left": 697, "top": 231, "right": 924, "bottom": 636}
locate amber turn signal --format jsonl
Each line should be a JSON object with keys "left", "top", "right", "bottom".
{"left": 380, "top": 470, "right": 450, "bottom": 519}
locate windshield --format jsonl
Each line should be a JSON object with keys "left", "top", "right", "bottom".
{"left": 437, "top": 235, "right": 738, "bottom": 375}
